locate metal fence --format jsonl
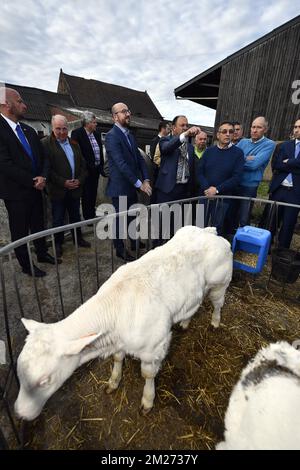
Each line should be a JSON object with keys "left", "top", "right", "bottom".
{"left": 0, "top": 195, "right": 299, "bottom": 448}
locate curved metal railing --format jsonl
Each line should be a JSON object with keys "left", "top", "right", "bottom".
{"left": 1, "top": 195, "right": 300, "bottom": 448}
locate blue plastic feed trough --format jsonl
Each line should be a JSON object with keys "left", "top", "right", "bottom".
{"left": 232, "top": 226, "right": 271, "bottom": 274}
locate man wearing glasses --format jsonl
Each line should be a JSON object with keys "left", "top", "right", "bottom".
{"left": 196, "top": 121, "right": 244, "bottom": 234}
{"left": 105, "top": 102, "right": 151, "bottom": 261}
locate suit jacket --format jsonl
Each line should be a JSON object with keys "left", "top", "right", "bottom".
{"left": 0, "top": 115, "right": 48, "bottom": 200}
{"left": 150, "top": 135, "right": 160, "bottom": 159}
{"left": 71, "top": 126, "right": 105, "bottom": 175}
{"left": 41, "top": 133, "right": 87, "bottom": 201}
{"left": 269, "top": 140, "right": 300, "bottom": 202}
{"left": 105, "top": 124, "right": 149, "bottom": 198}
{"left": 155, "top": 135, "right": 195, "bottom": 194}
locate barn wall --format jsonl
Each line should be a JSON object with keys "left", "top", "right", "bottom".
{"left": 215, "top": 21, "right": 300, "bottom": 140}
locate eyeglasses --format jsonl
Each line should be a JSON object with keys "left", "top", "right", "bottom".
{"left": 115, "top": 109, "right": 131, "bottom": 115}
{"left": 219, "top": 129, "right": 234, "bottom": 134}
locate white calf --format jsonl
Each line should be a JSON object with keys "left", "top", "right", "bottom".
{"left": 216, "top": 341, "right": 300, "bottom": 450}
{"left": 15, "top": 226, "right": 232, "bottom": 421}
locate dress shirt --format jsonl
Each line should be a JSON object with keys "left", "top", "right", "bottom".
{"left": 86, "top": 130, "right": 101, "bottom": 165}
{"left": 58, "top": 139, "right": 75, "bottom": 178}
{"left": 115, "top": 123, "right": 142, "bottom": 188}
{"left": 282, "top": 139, "right": 300, "bottom": 187}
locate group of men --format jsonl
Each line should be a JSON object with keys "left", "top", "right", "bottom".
{"left": 149, "top": 115, "right": 300, "bottom": 248}
{"left": 0, "top": 88, "right": 100, "bottom": 276}
{"left": 1, "top": 85, "right": 300, "bottom": 275}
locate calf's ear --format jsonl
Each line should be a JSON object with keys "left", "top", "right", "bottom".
{"left": 21, "top": 318, "right": 42, "bottom": 333}
{"left": 63, "top": 333, "right": 101, "bottom": 356}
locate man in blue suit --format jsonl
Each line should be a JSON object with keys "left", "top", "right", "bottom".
{"left": 269, "top": 119, "right": 300, "bottom": 248}
{"left": 156, "top": 115, "right": 200, "bottom": 203}
{"left": 105, "top": 102, "right": 152, "bottom": 261}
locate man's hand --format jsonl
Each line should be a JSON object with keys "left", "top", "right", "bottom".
{"left": 204, "top": 186, "right": 218, "bottom": 197}
{"left": 184, "top": 126, "right": 201, "bottom": 138}
{"left": 64, "top": 179, "right": 80, "bottom": 190}
{"left": 140, "top": 180, "right": 152, "bottom": 197}
{"left": 33, "top": 176, "right": 46, "bottom": 191}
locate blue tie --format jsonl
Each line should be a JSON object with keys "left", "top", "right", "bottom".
{"left": 124, "top": 129, "right": 132, "bottom": 148}
{"left": 285, "top": 141, "right": 300, "bottom": 185}
{"left": 295, "top": 141, "right": 300, "bottom": 159}
{"left": 16, "top": 124, "right": 37, "bottom": 173}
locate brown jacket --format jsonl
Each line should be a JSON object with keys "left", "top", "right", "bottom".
{"left": 41, "top": 133, "right": 87, "bottom": 200}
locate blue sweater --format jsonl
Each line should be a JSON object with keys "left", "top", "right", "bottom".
{"left": 237, "top": 137, "right": 276, "bottom": 187}
{"left": 196, "top": 145, "right": 244, "bottom": 195}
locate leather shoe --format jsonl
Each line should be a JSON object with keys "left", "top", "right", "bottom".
{"left": 22, "top": 265, "right": 46, "bottom": 277}
{"left": 78, "top": 238, "right": 91, "bottom": 248}
{"left": 116, "top": 250, "right": 135, "bottom": 262}
{"left": 37, "top": 253, "right": 62, "bottom": 265}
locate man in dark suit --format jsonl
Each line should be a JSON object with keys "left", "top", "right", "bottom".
{"left": 0, "top": 87, "right": 56, "bottom": 277}
{"left": 269, "top": 118, "right": 300, "bottom": 248}
{"left": 71, "top": 112, "right": 106, "bottom": 221}
{"left": 42, "top": 115, "right": 90, "bottom": 257}
{"left": 149, "top": 121, "right": 170, "bottom": 160}
{"left": 156, "top": 115, "right": 200, "bottom": 203}
{"left": 105, "top": 102, "right": 152, "bottom": 261}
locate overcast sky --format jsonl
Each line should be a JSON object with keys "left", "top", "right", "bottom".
{"left": 0, "top": 0, "right": 297, "bottom": 126}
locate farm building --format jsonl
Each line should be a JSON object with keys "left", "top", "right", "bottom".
{"left": 175, "top": 15, "right": 300, "bottom": 140}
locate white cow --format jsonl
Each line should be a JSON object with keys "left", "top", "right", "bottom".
{"left": 15, "top": 226, "right": 232, "bottom": 421}
{"left": 216, "top": 341, "right": 300, "bottom": 450}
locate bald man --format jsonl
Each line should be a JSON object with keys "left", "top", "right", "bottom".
{"left": 105, "top": 102, "right": 151, "bottom": 261}
{"left": 41, "top": 115, "right": 89, "bottom": 257}
{"left": 194, "top": 131, "right": 208, "bottom": 159}
{"left": 0, "top": 87, "right": 55, "bottom": 277}
{"left": 235, "top": 116, "right": 276, "bottom": 227}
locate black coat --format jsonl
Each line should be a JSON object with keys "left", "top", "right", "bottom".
{"left": 71, "top": 126, "right": 105, "bottom": 175}
{"left": 0, "top": 115, "right": 48, "bottom": 200}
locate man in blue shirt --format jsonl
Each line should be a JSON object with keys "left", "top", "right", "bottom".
{"left": 42, "top": 115, "right": 89, "bottom": 257}
{"left": 235, "top": 117, "right": 276, "bottom": 227}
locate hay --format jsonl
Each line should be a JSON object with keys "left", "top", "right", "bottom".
{"left": 233, "top": 250, "right": 258, "bottom": 267}
{"left": 22, "top": 269, "right": 300, "bottom": 450}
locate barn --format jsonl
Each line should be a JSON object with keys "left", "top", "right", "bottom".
{"left": 175, "top": 15, "right": 300, "bottom": 140}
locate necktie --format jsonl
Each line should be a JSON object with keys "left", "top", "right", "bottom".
{"left": 124, "top": 129, "right": 132, "bottom": 148}
{"left": 285, "top": 142, "right": 300, "bottom": 185}
{"left": 295, "top": 141, "right": 300, "bottom": 159}
{"left": 16, "top": 124, "right": 37, "bottom": 173}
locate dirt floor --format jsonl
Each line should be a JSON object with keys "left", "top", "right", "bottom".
{"left": 19, "top": 268, "right": 300, "bottom": 450}
{"left": 1, "top": 220, "right": 300, "bottom": 450}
